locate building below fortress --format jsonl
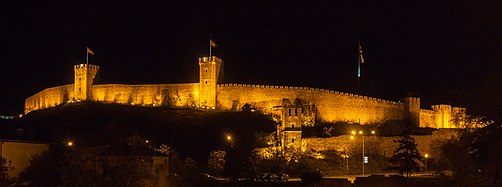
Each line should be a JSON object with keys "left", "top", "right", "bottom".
{"left": 25, "top": 56, "right": 466, "bottom": 134}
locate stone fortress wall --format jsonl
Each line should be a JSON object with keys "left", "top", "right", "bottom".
{"left": 25, "top": 83, "right": 199, "bottom": 113}
{"left": 24, "top": 56, "right": 465, "bottom": 129}
{"left": 25, "top": 84, "right": 74, "bottom": 113}
{"left": 92, "top": 83, "right": 199, "bottom": 107}
{"left": 217, "top": 84, "right": 405, "bottom": 125}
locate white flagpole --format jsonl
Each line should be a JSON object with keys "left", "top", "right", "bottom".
{"left": 357, "top": 41, "right": 361, "bottom": 78}
{"left": 209, "top": 39, "right": 212, "bottom": 58}
{"left": 86, "top": 47, "right": 89, "bottom": 64}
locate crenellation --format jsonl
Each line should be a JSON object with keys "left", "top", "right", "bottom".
{"left": 26, "top": 55, "right": 465, "bottom": 130}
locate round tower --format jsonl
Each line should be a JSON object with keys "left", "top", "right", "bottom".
{"left": 198, "top": 56, "right": 223, "bottom": 108}
{"left": 74, "top": 64, "right": 99, "bottom": 101}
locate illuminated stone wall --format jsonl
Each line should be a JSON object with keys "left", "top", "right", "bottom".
{"left": 419, "top": 109, "right": 436, "bottom": 128}
{"left": 418, "top": 105, "right": 466, "bottom": 129}
{"left": 24, "top": 81, "right": 466, "bottom": 129}
{"left": 25, "top": 84, "right": 74, "bottom": 113}
{"left": 92, "top": 83, "right": 199, "bottom": 107}
{"left": 24, "top": 82, "right": 465, "bottom": 129}
{"left": 25, "top": 83, "right": 199, "bottom": 113}
{"left": 304, "top": 129, "right": 459, "bottom": 158}
{"left": 24, "top": 57, "right": 465, "bottom": 129}
{"left": 217, "top": 84, "right": 406, "bottom": 124}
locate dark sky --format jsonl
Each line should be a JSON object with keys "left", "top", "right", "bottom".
{"left": 1, "top": 0, "right": 502, "bottom": 114}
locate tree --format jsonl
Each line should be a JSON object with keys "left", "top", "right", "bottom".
{"left": 207, "top": 150, "right": 226, "bottom": 176}
{"left": 388, "top": 135, "right": 422, "bottom": 177}
{"left": 18, "top": 145, "right": 93, "bottom": 186}
{"left": 0, "top": 156, "right": 13, "bottom": 186}
{"left": 470, "top": 123, "right": 502, "bottom": 185}
{"left": 100, "top": 136, "right": 161, "bottom": 187}
{"left": 438, "top": 133, "right": 480, "bottom": 187}
{"left": 223, "top": 147, "right": 255, "bottom": 179}
{"left": 451, "top": 113, "right": 493, "bottom": 130}
{"left": 241, "top": 103, "right": 252, "bottom": 112}
{"left": 100, "top": 155, "right": 155, "bottom": 187}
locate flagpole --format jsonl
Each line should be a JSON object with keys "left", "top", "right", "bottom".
{"left": 357, "top": 41, "right": 362, "bottom": 94}
{"left": 357, "top": 41, "right": 361, "bottom": 78}
{"left": 358, "top": 57, "right": 361, "bottom": 78}
{"left": 209, "top": 39, "right": 212, "bottom": 58}
{"left": 86, "top": 47, "right": 89, "bottom": 64}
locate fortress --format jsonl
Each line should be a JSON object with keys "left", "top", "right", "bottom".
{"left": 25, "top": 56, "right": 466, "bottom": 134}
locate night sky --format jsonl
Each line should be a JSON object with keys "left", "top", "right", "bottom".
{"left": 1, "top": 0, "right": 502, "bottom": 114}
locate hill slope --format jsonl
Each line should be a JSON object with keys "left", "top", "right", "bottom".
{"left": 1, "top": 102, "right": 276, "bottom": 160}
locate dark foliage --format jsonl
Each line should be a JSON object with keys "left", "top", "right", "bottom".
{"left": 18, "top": 145, "right": 94, "bottom": 186}
{"left": 1, "top": 102, "right": 275, "bottom": 165}
{"left": 0, "top": 156, "right": 13, "bottom": 186}
{"left": 388, "top": 135, "right": 422, "bottom": 177}
{"left": 470, "top": 123, "right": 502, "bottom": 185}
{"left": 241, "top": 103, "right": 252, "bottom": 112}
{"left": 438, "top": 132, "right": 480, "bottom": 187}
{"left": 300, "top": 170, "right": 322, "bottom": 185}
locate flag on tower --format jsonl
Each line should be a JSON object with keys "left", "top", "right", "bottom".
{"left": 358, "top": 43, "right": 364, "bottom": 64}
{"left": 210, "top": 39, "right": 218, "bottom": 48}
{"left": 87, "top": 47, "right": 95, "bottom": 55}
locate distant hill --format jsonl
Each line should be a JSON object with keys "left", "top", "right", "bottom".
{"left": 0, "top": 102, "right": 276, "bottom": 160}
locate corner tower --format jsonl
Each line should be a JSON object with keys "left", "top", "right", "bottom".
{"left": 74, "top": 64, "right": 99, "bottom": 101}
{"left": 199, "top": 56, "right": 223, "bottom": 108}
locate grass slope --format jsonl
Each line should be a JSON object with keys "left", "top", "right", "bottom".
{"left": 1, "top": 102, "right": 276, "bottom": 161}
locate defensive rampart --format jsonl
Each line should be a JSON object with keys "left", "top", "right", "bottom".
{"left": 25, "top": 83, "right": 200, "bottom": 113}
{"left": 217, "top": 84, "right": 405, "bottom": 124}
{"left": 25, "top": 84, "right": 74, "bottom": 113}
{"left": 420, "top": 109, "right": 436, "bottom": 128}
{"left": 304, "top": 128, "right": 459, "bottom": 158}
{"left": 23, "top": 57, "right": 464, "bottom": 129}
{"left": 92, "top": 83, "right": 199, "bottom": 107}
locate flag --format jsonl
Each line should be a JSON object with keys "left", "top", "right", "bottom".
{"left": 210, "top": 39, "right": 218, "bottom": 48}
{"left": 87, "top": 47, "right": 95, "bottom": 55}
{"left": 358, "top": 43, "right": 364, "bottom": 64}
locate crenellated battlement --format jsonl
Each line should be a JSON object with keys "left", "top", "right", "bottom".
{"left": 74, "top": 64, "right": 99, "bottom": 70}
{"left": 217, "top": 83, "right": 402, "bottom": 105}
{"left": 25, "top": 55, "right": 465, "bottom": 129}
{"left": 432, "top": 104, "right": 452, "bottom": 110}
{"left": 198, "top": 56, "right": 223, "bottom": 64}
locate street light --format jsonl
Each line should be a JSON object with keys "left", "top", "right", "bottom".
{"left": 226, "top": 135, "right": 233, "bottom": 148}
{"left": 345, "top": 135, "right": 357, "bottom": 175}
{"left": 361, "top": 132, "right": 365, "bottom": 176}
{"left": 424, "top": 154, "right": 429, "bottom": 174}
{"left": 343, "top": 154, "right": 349, "bottom": 175}
{"left": 352, "top": 130, "right": 376, "bottom": 176}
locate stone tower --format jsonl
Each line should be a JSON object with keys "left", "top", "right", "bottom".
{"left": 403, "top": 97, "right": 420, "bottom": 128}
{"left": 432, "top": 104, "right": 452, "bottom": 128}
{"left": 198, "top": 56, "right": 223, "bottom": 108}
{"left": 74, "top": 64, "right": 99, "bottom": 101}
{"left": 280, "top": 98, "right": 315, "bottom": 151}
